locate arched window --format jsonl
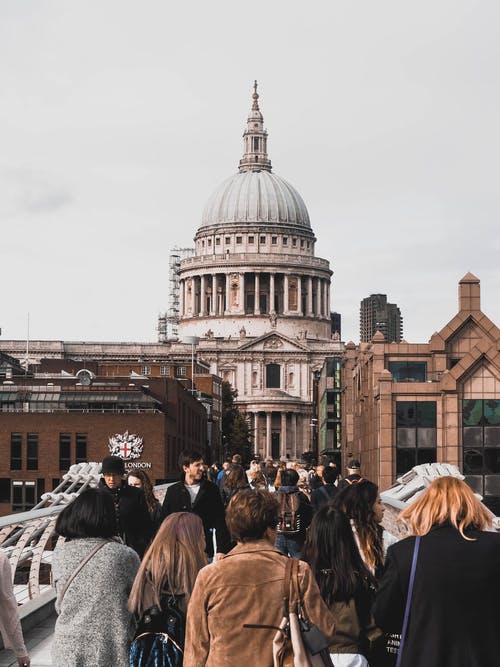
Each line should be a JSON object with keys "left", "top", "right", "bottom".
{"left": 266, "top": 364, "right": 280, "bottom": 389}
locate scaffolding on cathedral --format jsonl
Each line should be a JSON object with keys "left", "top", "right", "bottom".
{"left": 158, "top": 247, "right": 195, "bottom": 342}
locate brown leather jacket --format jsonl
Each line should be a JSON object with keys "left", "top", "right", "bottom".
{"left": 184, "top": 539, "right": 335, "bottom": 667}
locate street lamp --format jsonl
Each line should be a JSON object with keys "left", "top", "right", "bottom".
{"left": 182, "top": 336, "right": 200, "bottom": 394}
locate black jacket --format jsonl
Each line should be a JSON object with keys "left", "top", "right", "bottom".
{"left": 99, "top": 479, "right": 153, "bottom": 558}
{"left": 161, "top": 478, "right": 232, "bottom": 557}
{"left": 337, "top": 473, "right": 363, "bottom": 490}
{"left": 311, "top": 483, "right": 338, "bottom": 511}
{"left": 373, "top": 524, "right": 500, "bottom": 667}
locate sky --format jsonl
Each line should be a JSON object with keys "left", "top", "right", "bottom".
{"left": 1, "top": 0, "right": 499, "bottom": 345}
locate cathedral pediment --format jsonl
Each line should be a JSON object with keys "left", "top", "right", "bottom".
{"left": 237, "top": 331, "right": 310, "bottom": 352}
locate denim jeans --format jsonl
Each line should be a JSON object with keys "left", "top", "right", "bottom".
{"left": 275, "top": 533, "right": 304, "bottom": 558}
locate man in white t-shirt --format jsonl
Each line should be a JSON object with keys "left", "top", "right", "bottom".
{"left": 161, "top": 451, "right": 232, "bottom": 560}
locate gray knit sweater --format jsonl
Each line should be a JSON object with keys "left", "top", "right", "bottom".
{"left": 52, "top": 537, "right": 140, "bottom": 667}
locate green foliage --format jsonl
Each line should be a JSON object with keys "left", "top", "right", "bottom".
{"left": 221, "top": 381, "right": 252, "bottom": 463}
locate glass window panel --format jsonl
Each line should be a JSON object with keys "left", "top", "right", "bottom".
{"left": 396, "top": 402, "right": 416, "bottom": 426}
{"left": 396, "top": 449, "right": 415, "bottom": 476}
{"left": 0, "top": 479, "right": 10, "bottom": 503}
{"left": 266, "top": 364, "right": 280, "bottom": 389}
{"left": 416, "top": 402, "right": 436, "bottom": 427}
{"left": 484, "top": 450, "right": 500, "bottom": 474}
{"left": 484, "top": 427, "right": 500, "bottom": 447}
{"left": 388, "top": 362, "right": 427, "bottom": 382}
{"left": 484, "top": 475, "right": 500, "bottom": 495}
{"left": 463, "top": 427, "right": 482, "bottom": 447}
{"left": 416, "top": 449, "right": 437, "bottom": 466}
{"left": 396, "top": 428, "right": 416, "bottom": 448}
{"left": 463, "top": 399, "right": 482, "bottom": 426}
{"left": 25, "top": 485, "right": 35, "bottom": 506}
{"left": 484, "top": 400, "right": 500, "bottom": 425}
{"left": 463, "top": 449, "right": 484, "bottom": 474}
{"left": 75, "top": 434, "right": 87, "bottom": 463}
{"left": 464, "top": 475, "right": 483, "bottom": 495}
{"left": 12, "top": 485, "right": 23, "bottom": 505}
{"left": 417, "top": 427, "right": 437, "bottom": 447}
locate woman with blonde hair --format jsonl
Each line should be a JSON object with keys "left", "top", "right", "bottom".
{"left": 128, "top": 512, "right": 207, "bottom": 665}
{"left": 373, "top": 476, "right": 500, "bottom": 667}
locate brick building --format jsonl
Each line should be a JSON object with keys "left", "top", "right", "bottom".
{"left": 0, "top": 368, "right": 208, "bottom": 516}
{"left": 343, "top": 274, "right": 500, "bottom": 512}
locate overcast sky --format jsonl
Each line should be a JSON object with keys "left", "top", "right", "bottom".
{"left": 1, "top": 0, "right": 499, "bottom": 345}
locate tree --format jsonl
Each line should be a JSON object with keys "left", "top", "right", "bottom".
{"left": 221, "top": 381, "right": 252, "bottom": 463}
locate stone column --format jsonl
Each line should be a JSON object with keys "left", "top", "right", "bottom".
{"left": 315, "top": 277, "right": 321, "bottom": 316}
{"left": 253, "top": 412, "right": 259, "bottom": 455}
{"left": 266, "top": 412, "right": 272, "bottom": 458}
{"left": 281, "top": 412, "right": 287, "bottom": 458}
{"left": 254, "top": 273, "right": 260, "bottom": 315}
{"left": 297, "top": 276, "right": 302, "bottom": 315}
{"left": 283, "top": 274, "right": 289, "bottom": 315}
{"left": 211, "top": 274, "right": 217, "bottom": 315}
{"left": 291, "top": 413, "right": 297, "bottom": 459}
{"left": 225, "top": 273, "right": 231, "bottom": 314}
{"left": 323, "top": 279, "right": 329, "bottom": 318}
{"left": 200, "top": 275, "right": 206, "bottom": 316}
{"left": 179, "top": 279, "right": 184, "bottom": 317}
{"left": 326, "top": 281, "right": 331, "bottom": 317}
{"left": 269, "top": 273, "right": 275, "bottom": 313}
{"left": 239, "top": 272, "right": 245, "bottom": 314}
{"left": 307, "top": 276, "right": 313, "bottom": 316}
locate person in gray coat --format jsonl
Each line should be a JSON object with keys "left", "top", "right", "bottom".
{"left": 52, "top": 488, "right": 140, "bottom": 667}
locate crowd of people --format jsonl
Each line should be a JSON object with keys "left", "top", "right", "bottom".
{"left": 2, "top": 452, "right": 500, "bottom": 667}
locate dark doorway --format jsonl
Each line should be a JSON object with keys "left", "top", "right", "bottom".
{"left": 271, "top": 433, "right": 280, "bottom": 460}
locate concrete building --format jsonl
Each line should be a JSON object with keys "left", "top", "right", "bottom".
{"left": 360, "top": 293, "right": 403, "bottom": 343}
{"left": 344, "top": 273, "right": 500, "bottom": 512}
{"left": 176, "top": 82, "right": 343, "bottom": 459}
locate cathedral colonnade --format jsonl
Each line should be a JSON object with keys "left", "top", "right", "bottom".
{"left": 249, "top": 410, "right": 309, "bottom": 459}
{"left": 180, "top": 272, "right": 331, "bottom": 319}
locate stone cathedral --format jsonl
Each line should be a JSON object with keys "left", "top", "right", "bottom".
{"left": 178, "top": 83, "right": 343, "bottom": 459}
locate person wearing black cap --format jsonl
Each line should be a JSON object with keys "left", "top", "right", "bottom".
{"left": 99, "top": 455, "right": 153, "bottom": 558}
{"left": 338, "top": 459, "right": 364, "bottom": 490}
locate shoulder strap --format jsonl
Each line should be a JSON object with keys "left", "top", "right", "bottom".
{"left": 283, "top": 557, "right": 294, "bottom": 616}
{"left": 58, "top": 540, "right": 109, "bottom": 604}
{"left": 396, "top": 536, "right": 421, "bottom": 667}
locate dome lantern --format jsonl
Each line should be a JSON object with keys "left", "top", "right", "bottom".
{"left": 238, "top": 81, "right": 272, "bottom": 173}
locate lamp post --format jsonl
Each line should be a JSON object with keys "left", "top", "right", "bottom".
{"left": 182, "top": 336, "right": 200, "bottom": 394}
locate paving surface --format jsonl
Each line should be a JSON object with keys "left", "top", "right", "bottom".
{"left": 0, "top": 613, "right": 55, "bottom": 667}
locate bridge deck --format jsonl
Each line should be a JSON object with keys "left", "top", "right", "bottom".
{"left": 0, "top": 613, "right": 55, "bottom": 667}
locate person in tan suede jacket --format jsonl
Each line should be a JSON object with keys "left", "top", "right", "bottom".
{"left": 184, "top": 489, "right": 335, "bottom": 667}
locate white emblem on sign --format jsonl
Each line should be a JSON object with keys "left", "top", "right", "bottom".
{"left": 108, "top": 431, "right": 143, "bottom": 460}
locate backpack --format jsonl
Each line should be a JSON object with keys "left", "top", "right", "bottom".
{"left": 276, "top": 492, "right": 301, "bottom": 535}
{"left": 129, "top": 594, "right": 185, "bottom": 667}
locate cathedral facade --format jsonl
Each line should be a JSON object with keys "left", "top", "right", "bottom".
{"left": 177, "top": 83, "right": 343, "bottom": 459}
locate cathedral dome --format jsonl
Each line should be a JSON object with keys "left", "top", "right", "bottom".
{"left": 199, "top": 82, "right": 311, "bottom": 231}
{"left": 200, "top": 169, "right": 310, "bottom": 228}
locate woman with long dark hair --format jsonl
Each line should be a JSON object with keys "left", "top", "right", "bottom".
{"left": 333, "top": 480, "right": 386, "bottom": 577}
{"left": 303, "top": 506, "right": 379, "bottom": 667}
{"left": 127, "top": 469, "right": 163, "bottom": 532}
